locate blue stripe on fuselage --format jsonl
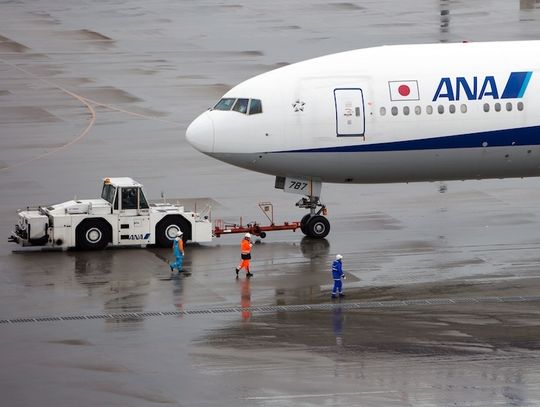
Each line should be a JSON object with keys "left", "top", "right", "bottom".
{"left": 502, "top": 71, "right": 533, "bottom": 99}
{"left": 278, "top": 125, "right": 540, "bottom": 153}
{"left": 518, "top": 72, "right": 533, "bottom": 98}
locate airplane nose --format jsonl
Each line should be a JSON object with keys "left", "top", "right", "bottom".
{"left": 185, "top": 112, "right": 214, "bottom": 153}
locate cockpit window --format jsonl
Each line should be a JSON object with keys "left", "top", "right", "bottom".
{"left": 232, "top": 98, "right": 249, "bottom": 114}
{"left": 214, "top": 98, "right": 235, "bottom": 111}
{"left": 249, "top": 99, "right": 262, "bottom": 115}
{"left": 213, "top": 97, "right": 263, "bottom": 115}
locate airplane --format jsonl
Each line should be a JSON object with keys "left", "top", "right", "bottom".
{"left": 186, "top": 40, "right": 540, "bottom": 239}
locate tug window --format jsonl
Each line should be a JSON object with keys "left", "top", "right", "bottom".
{"left": 249, "top": 99, "right": 263, "bottom": 115}
{"left": 122, "top": 187, "right": 138, "bottom": 210}
{"left": 214, "top": 98, "right": 236, "bottom": 111}
{"left": 101, "top": 184, "right": 116, "bottom": 205}
{"left": 233, "top": 98, "right": 249, "bottom": 114}
{"left": 139, "top": 190, "right": 149, "bottom": 209}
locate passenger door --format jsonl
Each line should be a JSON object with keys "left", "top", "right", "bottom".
{"left": 334, "top": 88, "right": 365, "bottom": 137}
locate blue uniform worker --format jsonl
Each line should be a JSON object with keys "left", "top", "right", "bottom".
{"left": 170, "top": 230, "right": 184, "bottom": 273}
{"left": 331, "top": 254, "right": 345, "bottom": 298}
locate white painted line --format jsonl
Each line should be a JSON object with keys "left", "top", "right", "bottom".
{"left": 246, "top": 390, "right": 398, "bottom": 400}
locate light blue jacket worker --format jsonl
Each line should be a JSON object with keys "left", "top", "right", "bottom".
{"left": 170, "top": 230, "right": 184, "bottom": 273}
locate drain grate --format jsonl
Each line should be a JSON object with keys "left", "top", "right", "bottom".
{"left": 1, "top": 295, "right": 540, "bottom": 325}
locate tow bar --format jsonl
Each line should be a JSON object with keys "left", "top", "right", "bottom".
{"left": 213, "top": 202, "right": 301, "bottom": 238}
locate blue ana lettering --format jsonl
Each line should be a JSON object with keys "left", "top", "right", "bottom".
{"left": 478, "top": 76, "right": 498, "bottom": 99}
{"left": 129, "top": 233, "right": 151, "bottom": 240}
{"left": 433, "top": 76, "right": 500, "bottom": 101}
{"left": 432, "top": 78, "right": 454, "bottom": 101}
{"left": 456, "top": 76, "right": 477, "bottom": 100}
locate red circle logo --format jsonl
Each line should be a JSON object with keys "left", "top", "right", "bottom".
{"left": 398, "top": 85, "right": 410, "bottom": 97}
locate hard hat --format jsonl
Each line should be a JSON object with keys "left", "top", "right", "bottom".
{"left": 244, "top": 233, "right": 251, "bottom": 239}
{"left": 336, "top": 254, "right": 343, "bottom": 260}
{"left": 177, "top": 230, "right": 183, "bottom": 237}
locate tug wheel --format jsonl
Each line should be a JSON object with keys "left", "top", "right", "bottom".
{"left": 76, "top": 219, "right": 111, "bottom": 250}
{"left": 155, "top": 216, "right": 190, "bottom": 247}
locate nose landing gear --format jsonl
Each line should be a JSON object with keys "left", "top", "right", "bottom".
{"left": 297, "top": 195, "right": 330, "bottom": 238}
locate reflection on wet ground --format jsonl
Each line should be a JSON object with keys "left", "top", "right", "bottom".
{"left": 194, "top": 303, "right": 540, "bottom": 406}
{"left": 3, "top": 0, "right": 540, "bottom": 405}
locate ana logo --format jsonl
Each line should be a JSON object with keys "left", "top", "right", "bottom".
{"left": 432, "top": 71, "right": 532, "bottom": 102}
{"left": 129, "top": 233, "right": 151, "bottom": 240}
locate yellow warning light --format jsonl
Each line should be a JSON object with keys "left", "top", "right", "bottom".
{"left": 104, "top": 177, "right": 111, "bottom": 184}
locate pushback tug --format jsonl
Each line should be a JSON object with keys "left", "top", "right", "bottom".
{"left": 9, "top": 177, "right": 303, "bottom": 250}
{"left": 9, "top": 177, "right": 213, "bottom": 250}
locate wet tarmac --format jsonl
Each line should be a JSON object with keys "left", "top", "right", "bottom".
{"left": 3, "top": 0, "right": 540, "bottom": 406}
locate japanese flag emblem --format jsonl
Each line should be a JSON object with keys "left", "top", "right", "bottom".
{"left": 388, "top": 80, "right": 420, "bottom": 101}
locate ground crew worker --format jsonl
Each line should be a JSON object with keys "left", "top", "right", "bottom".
{"left": 235, "top": 233, "right": 253, "bottom": 278}
{"left": 170, "top": 230, "right": 184, "bottom": 274}
{"left": 331, "top": 254, "right": 345, "bottom": 298}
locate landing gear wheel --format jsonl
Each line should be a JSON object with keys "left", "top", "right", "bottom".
{"left": 300, "top": 214, "right": 311, "bottom": 235}
{"left": 76, "top": 219, "right": 110, "bottom": 250}
{"left": 305, "top": 215, "right": 330, "bottom": 238}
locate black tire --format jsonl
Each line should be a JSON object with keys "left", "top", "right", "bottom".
{"left": 305, "top": 215, "right": 330, "bottom": 238}
{"left": 300, "top": 214, "right": 311, "bottom": 235}
{"left": 155, "top": 216, "right": 190, "bottom": 248}
{"left": 76, "top": 219, "right": 111, "bottom": 250}
{"left": 259, "top": 232, "right": 267, "bottom": 239}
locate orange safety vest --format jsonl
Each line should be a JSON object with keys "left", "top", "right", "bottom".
{"left": 179, "top": 239, "right": 184, "bottom": 254}
{"left": 241, "top": 239, "right": 252, "bottom": 254}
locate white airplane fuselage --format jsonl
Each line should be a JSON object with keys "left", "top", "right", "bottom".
{"left": 186, "top": 41, "right": 540, "bottom": 184}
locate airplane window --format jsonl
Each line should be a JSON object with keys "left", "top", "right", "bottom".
{"left": 518, "top": 102, "right": 524, "bottom": 111}
{"left": 233, "top": 98, "right": 249, "bottom": 114}
{"left": 449, "top": 104, "right": 456, "bottom": 114}
{"left": 426, "top": 105, "right": 433, "bottom": 115}
{"left": 380, "top": 107, "right": 386, "bottom": 116}
{"left": 415, "top": 106, "right": 421, "bottom": 115}
{"left": 506, "top": 102, "right": 512, "bottom": 112}
{"left": 403, "top": 106, "right": 410, "bottom": 116}
{"left": 460, "top": 104, "right": 467, "bottom": 113}
{"left": 495, "top": 103, "right": 501, "bottom": 112}
{"left": 249, "top": 99, "right": 263, "bottom": 115}
{"left": 214, "top": 98, "right": 236, "bottom": 111}
{"left": 391, "top": 106, "right": 398, "bottom": 116}
{"left": 438, "top": 105, "right": 444, "bottom": 114}
{"left": 483, "top": 103, "right": 490, "bottom": 112}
